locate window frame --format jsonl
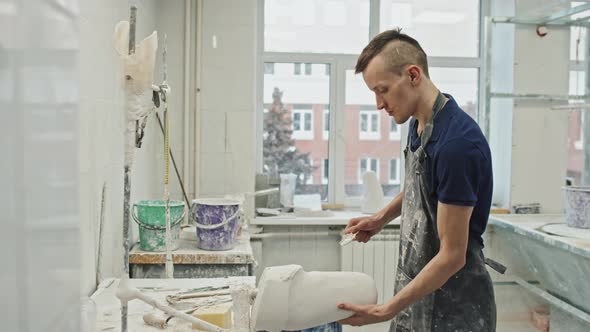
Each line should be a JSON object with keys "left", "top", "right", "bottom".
{"left": 389, "top": 158, "right": 400, "bottom": 184}
{"left": 291, "top": 109, "right": 314, "bottom": 140}
{"left": 359, "top": 110, "right": 381, "bottom": 140}
{"left": 575, "top": 112, "right": 584, "bottom": 150}
{"left": 359, "top": 157, "right": 380, "bottom": 184}
{"left": 322, "top": 158, "right": 329, "bottom": 184}
{"left": 257, "top": 0, "right": 488, "bottom": 205}
{"left": 264, "top": 62, "right": 275, "bottom": 75}
{"left": 389, "top": 117, "right": 401, "bottom": 140}
{"left": 323, "top": 108, "right": 330, "bottom": 140}
{"left": 306, "top": 159, "right": 314, "bottom": 184}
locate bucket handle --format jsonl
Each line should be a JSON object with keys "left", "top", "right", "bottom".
{"left": 132, "top": 205, "right": 186, "bottom": 231}
{"left": 190, "top": 204, "right": 243, "bottom": 230}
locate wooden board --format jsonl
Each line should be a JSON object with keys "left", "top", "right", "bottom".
{"left": 129, "top": 232, "right": 254, "bottom": 265}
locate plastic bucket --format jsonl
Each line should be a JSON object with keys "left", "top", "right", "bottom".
{"left": 563, "top": 186, "right": 590, "bottom": 228}
{"left": 132, "top": 200, "right": 185, "bottom": 251}
{"left": 191, "top": 198, "right": 241, "bottom": 251}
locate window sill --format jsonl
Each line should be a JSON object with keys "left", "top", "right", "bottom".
{"left": 359, "top": 134, "right": 381, "bottom": 140}
{"left": 251, "top": 210, "right": 401, "bottom": 226}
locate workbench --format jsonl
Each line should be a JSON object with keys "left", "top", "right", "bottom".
{"left": 92, "top": 277, "right": 255, "bottom": 332}
{"left": 485, "top": 214, "right": 590, "bottom": 331}
{"left": 129, "top": 229, "right": 255, "bottom": 279}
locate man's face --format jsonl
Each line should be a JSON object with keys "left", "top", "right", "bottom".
{"left": 362, "top": 54, "right": 417, "bottom": 124}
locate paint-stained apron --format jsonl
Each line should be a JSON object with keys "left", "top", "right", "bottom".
{"left": 389, "top": 93, "right": 497, "bottom": 332}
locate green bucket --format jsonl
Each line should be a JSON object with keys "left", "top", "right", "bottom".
{"left": 132, "top": 200, "right": 185, "bottom": 252}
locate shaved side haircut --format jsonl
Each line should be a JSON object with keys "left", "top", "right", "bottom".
{"left": 355, "top": 28, "right": 429, "bottom": 78}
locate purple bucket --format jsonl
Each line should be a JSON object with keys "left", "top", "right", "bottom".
{"left": 563, "top": 186, "right": 590, "bottom": 229}
{"left": 192, "top": 198, "right": 241, "bottom": 250}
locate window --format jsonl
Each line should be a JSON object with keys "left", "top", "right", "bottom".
{"left": 571, "top": 26, "right": 586, "bottom": 62}
{"left": 305, "top": 159, "right": 314, "bottom": 184}
{"left": 389, "top": 159, "right": 400, "bottom": 184}
{"left": 264, "top": 0, "right": 370, "bottom": 54}
{"left": 323, "top": 108, "right": 329, "bottom": 140}
{"left": 292, "top": 109, "right": 313, "bottom": 139}
{"left": 294, "top": 63, "right": 302, "bottom": 75}
{"left": 305, "top": 63, "right": 312, "bottom": 75}
{"left": 575, "top": 114, "right": 584, "bottom": 151}
{"left": 344, "top": 70, "right": 401, "bottom": 199}
{"left": 570, "top": 70, "right": 586, "bottom": 150}
{"left": 567, "top": 69, "right": 587, "bottom": 185}
{"left": 261, "top": 2, "right": 484, "bottom": 205}
{"left": 359, "top": 158, "right": 379, "bottom": 184}
{"left": 389, "top": 117, "right": 400, "bottom": 140}
{"left": 263, "top": 62, "right": 330, "bottom": 200}
{"left": 323, "top": 1, "right": 346, "bottom": 26}
{"left": 359, "top": 110, "right": 380, "bottom": 140}
{"left": 322, "top": 159, "right": 329, "bottom": 184}
{"left": 264, "top": 63, "right": 275, "bottom": 75}
{"left": 570, "top": 2, "right": 587, "bottom": 62}
{"left": 429, "top": 67, "right": 479, "bottom": 120}
{"left": 379, "top": 0, "right": 480, "bottom": 57}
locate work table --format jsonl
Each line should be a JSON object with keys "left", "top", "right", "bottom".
{"left": 485, "top": 214, "right": 590, "bottom": 330}
{"left": 489, "top": 214, "right": 590, "bottom": 256}
{"left": 92, "top": 277, "right": 255, "bottom": 332}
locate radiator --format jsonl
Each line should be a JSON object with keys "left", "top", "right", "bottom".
{"left": 340, "top": 230, "right": 400, "bottom": 304}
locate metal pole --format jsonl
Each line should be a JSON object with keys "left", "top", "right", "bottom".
{"left": 121, "top": 6, "right": 137, "bottom": 332}
{"left": 162, "top": 34, "right": 174, "bottom": 279}
{"left": 584, "top": 26, "right": 590, "bottom": 186}
{"left": 483, "top": 16, "right": 493, "bottom": 139}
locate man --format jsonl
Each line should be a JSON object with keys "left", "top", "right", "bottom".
{"left": 338, "top": 29, "right": 497, "bottom": 331}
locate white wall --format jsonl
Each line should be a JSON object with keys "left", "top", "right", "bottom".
{"left": 2, "top": 0, "right": 82, "bottom": 330}
{"left": 79, "top": 0, "right": 189, "bottom": 296}
{"left": 488, "top": 0, "right": 570, "bottom": 213}
{"left": 197, "top": 0, "right": 257, "bottom": 200}
{"left": 509, "top": 0, "right": 570, "bottom": 213}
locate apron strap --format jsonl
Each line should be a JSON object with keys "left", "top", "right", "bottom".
{"left": 484, "top": 257, "right": 507, "bottom": 274}
{"left": 412, "top": 91, "right": 446, "bottom": 166}
{"left": 419, "top": 91, "right": 446, "bottom": 149}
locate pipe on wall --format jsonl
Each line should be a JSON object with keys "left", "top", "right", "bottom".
{"left": 183, "top": 0, "right": 191, "bottom": 207}
{"left": 194, "top": 0, "right": 203, "bottom": 198}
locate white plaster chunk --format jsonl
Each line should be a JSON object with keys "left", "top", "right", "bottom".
{"left": 252, "top": 265, "right": 378, "bottom": 332}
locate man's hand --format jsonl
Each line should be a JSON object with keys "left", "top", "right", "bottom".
{"left": 344, "top": 215, "right": 386, "bottom": 243}
{"left": 337, "top": 303, "right": 394, "bottom": 326}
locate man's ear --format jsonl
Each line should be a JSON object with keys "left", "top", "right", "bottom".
{"left": 407, "top": 65, "right": 421, "bottom": 84}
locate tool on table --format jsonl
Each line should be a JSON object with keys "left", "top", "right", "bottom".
{"left": 166, "top": 289, "right": 231, "bottom": 304}
{"left": 143, "top": 298, "right": 232, "bottom": 329}
{"left": 339, "top": 232, "right": 358, "bottom": 246}
{"left": 174, "top": 286, "right": 229, "bottom": 296}
{"left": 116, "top": 277, "right": 228, "bottom": 332}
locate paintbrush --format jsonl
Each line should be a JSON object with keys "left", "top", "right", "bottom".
{"left": 339, "top": 232, "right": 358, "bottom": 246}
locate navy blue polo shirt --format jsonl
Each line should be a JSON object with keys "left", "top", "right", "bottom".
{"left": 408, "top": 94, "right": 493, "bottom": 246}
